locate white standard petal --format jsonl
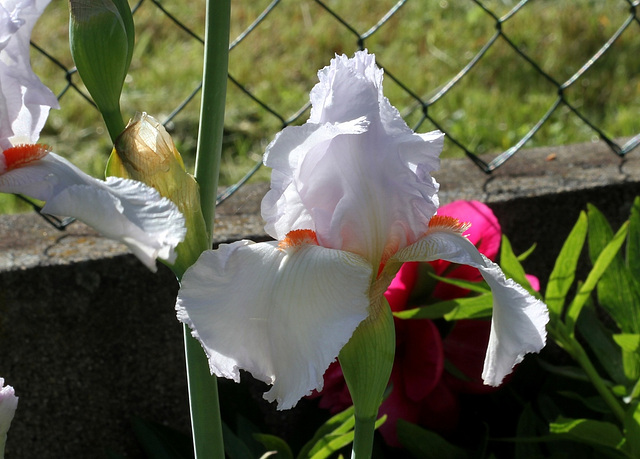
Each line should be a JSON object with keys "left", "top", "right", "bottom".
{"left": 176, "top": 240, "right": 372, "bottom": 409}
{"left": 262, "top": 50, "right": 443, "bottom": 265}
{"left": 0, "top": 377, "right": 18, "bottom": 455}
{"left": 0, "top": 0, "right": 58, "bottom": 149}
{"left": 393, "top": 227, "right": 549, "bottom": 386}
{"left": 0, "top": 151, "right": 185, "bottom": 270}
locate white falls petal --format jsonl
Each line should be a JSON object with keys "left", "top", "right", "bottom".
{"left": 176, "top": 240, "right": 372, "bottom": 409}
{"left": 0, "top": 151, "right": 185, "bottom": 270}
{"left": 0, "top": 377, "right": 18, "bottom": 457}
{"left": 262, "top": 50, "right": 443, "bottom": 265}
{"left": 393, "top": 228, "right": 549, "bottom": 386}
{"left": 0, "top": 0, "right": 59, "bottom": 149}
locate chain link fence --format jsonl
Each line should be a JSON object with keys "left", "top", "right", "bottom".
{"left": 29, "top": 0, "right": 640, "bottom": 215}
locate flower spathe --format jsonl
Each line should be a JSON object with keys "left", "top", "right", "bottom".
{"left": 177, "top": 51, "right": 548, "bottom": 410}
{"left": 0, "top": 0, "right": 59, "bottom": 150}
{"left": 0, "top": 378, "right": 17, "bottom": 458}
{"left": 0, "top": 144, "right": 186, "bottom": 271}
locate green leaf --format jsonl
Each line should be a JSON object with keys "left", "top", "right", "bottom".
{"left": 577, "top": 303, "right": 626, "bottom": 385}
{"left": 613, "top": 334, "right": 640, "bottom": 382}
{"left": 516, "top": 243, "right": 537, "bottom": 262}
{"left": 395, "top": 294, "right": 493, "bottom": 321}
{"left": 544, "top": 211, "right": 588, "bottom": 318}
{"left": 130, "top": 417, "right": 193, "bottom": 459}
{"left": 253, "top": 434, "right": 294, "bottom": 459}
{"left": 622, "top": 401, "right": 640, "bottom": 457}
{"left": 427, "top": 273, "right": 490, "bottom": 294}
{"left": 515, "top": 404, "right": 546, "bottom": 459}
{"left": 396, "top": 419, "right": 468, "bottom": 459}
{"left": 305, "top": 416, "right": 385, "bottom": 459}
{"left": 627, "top": 197, "right": 640, "bottom": 279}
{"left": 588, "top": 205, "right": 640, "bottom": 334}
{"left": 549, "top": 417, "right": 623, "bottom": 449}
{"left": 499, "top": 235, "right": 539, "bottom": 297}
{"left": 536, "top": 359, "right": 592, "bottom": 383}
{"left": 565, "top": 221, "right": 629, "bottom": 334}
{"left": 613, "top": 334, "right": 640, "bottom": 353}
{"left": 223, "top": 422, "right": 256, "bottom": 459}
{"left": 556, "top": 390, "right": 612, "bottom": 414}
{"left": 297, "top": 407, "right": 355, "bottom": 459}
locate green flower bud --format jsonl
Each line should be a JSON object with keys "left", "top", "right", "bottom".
{"left": 107, "top": 112, "right": 209, "bottom": 277}
{"left": 339, "top": 295, "right": 395, "bottom": 453}
{"left": 69, "top": 0, "right": 135, "bottom": 142}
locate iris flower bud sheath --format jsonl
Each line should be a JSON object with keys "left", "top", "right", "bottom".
{"left": 69, "top": 0, "right": 134, "bottom": 142}
{"left": 108, "top": 112, "right": 209, "bottom": 276}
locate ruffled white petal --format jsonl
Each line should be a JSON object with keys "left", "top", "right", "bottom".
{"left": 262, "top": 50, "right": 443, "bottom": 265}
{"left": 393, "top": 229, "right": 549, "bottom": 386}
{"left": 0, "top": 0, "right": 59, "bottom": 149}
{"left": 0, "top": 377, "right": 18, "bottom": 455}
{"left": 0, "top": 152, "right": 185, "bottom": 270}
{"left": 176, "top": 240, "right": 372, "bottom": 409}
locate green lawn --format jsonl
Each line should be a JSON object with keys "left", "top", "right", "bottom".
{"left": 4, "top": 0, "right": 638, "bottom": 213}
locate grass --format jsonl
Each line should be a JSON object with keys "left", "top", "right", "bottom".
{"left": 4, "top": 0, "right": 639, "bottom": 213}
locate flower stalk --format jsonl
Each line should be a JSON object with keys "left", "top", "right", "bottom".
{"left": 183, "top": 0, "right": 230, "bottom": 457}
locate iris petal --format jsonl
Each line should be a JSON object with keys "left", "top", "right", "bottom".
{"left": 392, "top": 228, "right": 549, "bottom": 386}
{"left": 262, "top": 51, "right": 443, "bottom": 265}
{"left": 0, "top": 0, "right": 59, "bottom": 149}
{"left": 0, "top": 151, "right": 185, "bottom": 270}
{"left": 176, "top": 240, "right": 372, "bottom": 409}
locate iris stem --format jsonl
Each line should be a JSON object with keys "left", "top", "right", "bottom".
{"left": 194, "top": 0, "right": 230, "bottom": 237}
{"left": 352, "top": 416, "right": 376, "bottom": 459}
{"left": 184, "top": 0, "right": 230, "bottom": 457}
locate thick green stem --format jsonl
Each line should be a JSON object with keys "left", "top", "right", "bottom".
{"left": 194, "top": 0, "right": 230, "bottom": 238}
{"left": 183, "top": 0, "right": 230, "bottom": 457}
{"left": 351, "top": 417, "right": 376, "bottom": 459}
{"left": 103, "top": 107, "right": 126, "bottom": 145}
{"left": 184, "top": 326, "right": 225, "bottom": 458}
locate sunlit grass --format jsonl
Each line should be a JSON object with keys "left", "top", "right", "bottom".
{"left": 4, "top": 0, "right": 638, "bottom": 213}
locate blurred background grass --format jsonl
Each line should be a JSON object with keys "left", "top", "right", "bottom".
{"left": 6, "top": 0, "right": 639, "bottom": 213}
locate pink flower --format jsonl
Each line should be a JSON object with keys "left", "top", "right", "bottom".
{"left": 313, "top": 200, "right": 541, "bottom": 446}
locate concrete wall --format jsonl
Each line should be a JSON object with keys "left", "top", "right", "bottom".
{"left": 0, "top": 140, "right": 638, "bottom": 457}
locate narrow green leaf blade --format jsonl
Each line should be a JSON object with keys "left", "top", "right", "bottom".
{"left": 395, "top": 294, "right": 493, "bottom": 321}
{"left": 588, "top": 205, "right": 640, "bottom": 334}
{"left": 396, "top": 419, "right": 468, "bottom": 459}
{"left": 131, "top": 417, "right": 193, "bottom": 459}
{"left": 549, "top": 417, "right": 623, "bottom": 449}
{"left": 627, "top": 197, "right": 640, "bottom": 279}
{"left": 253, "top": 434, "right": 294, "bottom": 459}
{"left": 297, "top": 407, "right": 355, "bottom": 459}
{"left": 566, "top": 221, "right": 629, "bottom": 333}
{"left": 622, "top": 401, "right": 640, "bottom": 457}
{"left": 500, "top": 235, "right": 538, "bottom": 296}
{"left": 544, "top": 211, "right": 588, "bottom": 318}
{"left": 428, "top": 273, "right": 490, "bottom": 294}
{"left": 577, "top": 303, "right": 626, "bottom": 385}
